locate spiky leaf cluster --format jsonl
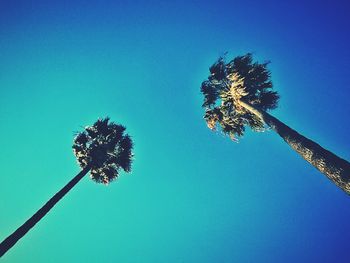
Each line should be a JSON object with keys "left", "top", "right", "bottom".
{"left": 73, "top": 117, "right": 133, "bottom": 185}
{"left": 201, "top": 53, "right": 279, "bottom": 140}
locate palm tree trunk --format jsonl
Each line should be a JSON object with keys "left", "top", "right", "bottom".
{"left": 239, "top": 99, "right": 350, "bottom": 194}
{"left": 0, "top": 165, "right": 91, "bottom": 257}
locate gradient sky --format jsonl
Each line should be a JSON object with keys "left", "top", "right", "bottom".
{"left": 1, "top": 1, "right": 350, "bottom": 262}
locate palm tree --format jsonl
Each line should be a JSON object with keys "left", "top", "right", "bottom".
{"left": 200, "top": 53, "right": 350, "bottom": 194}
{"left": 0, "top": 117, "right": 133, "bottom": 257}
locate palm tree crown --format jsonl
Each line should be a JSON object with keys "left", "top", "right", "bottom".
{"left": 73, "top": 117, "right": 133, "bottom": 184}
{"left": 201, "top": 53, "right": 279, "bottom": 140}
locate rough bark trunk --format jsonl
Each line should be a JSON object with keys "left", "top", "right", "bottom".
{"left": 239, "top": 100, "right": 350, "bottom": 194}
{"left": 0, "top": 165, "right": 91, "bottom": 257}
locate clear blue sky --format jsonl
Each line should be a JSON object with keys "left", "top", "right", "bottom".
{"left": 1, "top": 1, "right": 350, "bottom": 262}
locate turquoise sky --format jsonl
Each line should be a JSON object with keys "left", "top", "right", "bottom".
{"left": 1, "top": 1, "right": 350, "bottom": 262}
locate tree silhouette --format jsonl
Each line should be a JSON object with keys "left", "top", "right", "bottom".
{"left": 0, "top": 117, "right": 133, "bottom": 257}
{"left": 200, "top": 53, "right": 350, "bottom": 194}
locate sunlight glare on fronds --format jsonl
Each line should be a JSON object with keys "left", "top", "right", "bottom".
{"left": 200, "top": 53, "right": 279, "bottom": 141}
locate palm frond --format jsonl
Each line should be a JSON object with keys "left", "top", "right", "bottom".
{"left": 209, "top": 57, "right": 226, "bottom": 82}
{"left": 259, "top": 90, "right": 280, "bottom": 110}
{"left": 201, "top": 81, "right": 218, "bottom": 107}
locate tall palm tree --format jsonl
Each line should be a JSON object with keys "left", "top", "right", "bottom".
{"left": 0, "top": 117, "right": 133, "bottom": 257}
{"left": 200, "top": 53, "right": 350, "bottom": 194}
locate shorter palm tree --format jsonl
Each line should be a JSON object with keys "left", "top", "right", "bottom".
{"left": 200, "top": 53, "right": 350, "bottom": 194}
{"left": 0, "top": 117, "right": 133, "bottom": 257}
